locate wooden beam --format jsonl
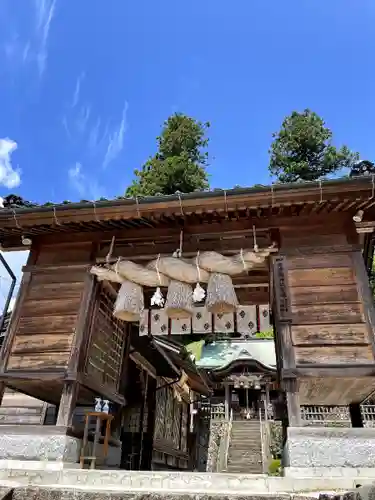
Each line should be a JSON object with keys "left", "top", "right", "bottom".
{"left": 78, "top": 373, "right": 126, "bottom": 405}
{"left": 279, "top": 244, "right": 362, "bottom": 257}
{"left": 351, "top": 250, "right": 375, "bottom": 360}
{"left": 56, "top": 381, "right": 79, "bottom": 427}
{"left": 1, "top": 214, "right": 355, "bottom": 250}
{"left": 0, "top": 370, "right": 65, "bottom": 381}
{"left": 98, "top": 238, "right": 274, "bottom": 261}
{"left": 278, "top": 322, "right": 295, "bottom": 370}
{"left": 283, "top": 365, "right": 375, "bottom": 378}
{"left": 67, "top": 272, "right": 96, "bottom": 378}
{"left": 284, "top": 378, "right": 302, "bottom": 427}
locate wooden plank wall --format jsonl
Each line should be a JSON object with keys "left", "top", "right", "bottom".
{"left": 0, "top": 389, "right": 47, "bottom": 425}
{"left": 275, "top": 223, "right": 375, "bottom": 404}
{"left": 279, "top": 225, "right": 373, "bottom": 367}
{"left": 5, "top": 243, "right": 91, "bottom": 374}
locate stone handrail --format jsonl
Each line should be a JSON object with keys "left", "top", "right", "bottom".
{"left": 217, "top": 410, "right": 233, "bottom": 472}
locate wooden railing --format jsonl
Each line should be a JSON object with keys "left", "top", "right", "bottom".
{"left": 300, "top": 405, "right": 375, "bottom": 427}
{"left": 210, "top": 403, "right": 225, "bottom": 421}
{"left": 300, "top": 406, "right": 351, "bottom": 427}
{"left": 361, "top": 404, "right": 375, "bottom": 427}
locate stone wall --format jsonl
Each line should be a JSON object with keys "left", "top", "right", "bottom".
{"left": 285, "top": 426, "right": 375, "bottom": 469}
{"left": 206, "top": 421, "right": 227, "bottom": 472}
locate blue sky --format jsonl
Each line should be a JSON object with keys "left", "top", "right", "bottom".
{"left": 1, "top": 0, "right": 375, "bottom": 299}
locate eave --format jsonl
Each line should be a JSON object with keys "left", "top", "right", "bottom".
{"left": 1, "top": 176, "right": 375, "bottom": 249}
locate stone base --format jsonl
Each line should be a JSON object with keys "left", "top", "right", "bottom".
{"left": 285, "top": 426, "right": 375, "bottom": 469}
{"left": 0, "top": 468, "right": 367, "bottom": 494}
{"left": 0, "top": 426, "right": 81, "bottom": 463}
{"left": 284, "top": 467, "right": 375, "bottom": 479}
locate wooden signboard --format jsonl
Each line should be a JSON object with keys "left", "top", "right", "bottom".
{"left": 271, "top": 255, "right": 292, "bottom": 322}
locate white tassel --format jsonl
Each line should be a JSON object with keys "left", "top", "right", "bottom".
{"left": 193, "top": 282, "right": 205, "bottom": 302}
{"left": 193, "top": 251, "right": 206, "bottom": 302}
{"left": 151, "top": 254, "right": 165, "bottom": 306}
{"left": 151, "top": 286, "right": 165, "bottom": 307}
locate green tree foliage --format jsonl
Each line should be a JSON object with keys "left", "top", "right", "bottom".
{"left": 269, "top": 109, "right": 359, "bottom": 183}
{"left": 2, "top": 194, "right": 35, "bottom": 208}
{"left": 126, "top": 113, "right": 210, "bottom": 197}
{"left": 350, "top": 160, "right": 375, "bottom": 177}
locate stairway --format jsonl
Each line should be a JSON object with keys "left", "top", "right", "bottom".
{"left": 226, "top": 420, "right": 263, "bottom": 474}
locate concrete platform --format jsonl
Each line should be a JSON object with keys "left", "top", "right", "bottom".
{"left": 0, "top": 467, "right": 370, "bottom": 494}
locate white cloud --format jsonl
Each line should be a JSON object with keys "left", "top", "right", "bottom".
{"left": 0, "top": 138, "right": 21, "bottom": 188}
{"left": 34, "top": 0, "right": 57, "bottom": 76}
{"left": 68, "top": 162, "right": 106, "bottom": 201}
{"left": 76, "top": 105, "right": 91, "bottom": 135}
{"left": 68, "top": 162, "right": 85, "bottom": 197}
{"left": 72, "top": 72, "right": 85, "bottom": 108}
{"left": 0, "top": 250, "right": 28, "bottom": 311}
{"left": 102, "top": 102, "right": 128, "bottom": 169}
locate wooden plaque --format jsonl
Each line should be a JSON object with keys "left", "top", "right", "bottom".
{"left": 272, "top": 255, "right": 292, "bottom": 322}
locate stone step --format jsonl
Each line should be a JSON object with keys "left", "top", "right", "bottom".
{"left": 231, "top": 430, "right": 261, "bottom": 434}
{"left": 229, "top": 449, "right": 262, "bottom": 454}
{"left": 231, "top": 432, "right": 260, "bottom": 441}
{"left": 231, "top": 430, "right": 260, "bottom": 434}
{"left": 231, "top": 426, "right": 260, "bottom": 430}
{"left": 228, "top": 457, "right": 262, "bottom": 462}
{"left": 230, "top": 440, "right": 262, "bottom": 450}
{"left": 226, "top": 469, "right": 263, "bottom": 472}
{"left": 231, "top": 436, "right": 261, "bottom": 444}
{"left": 229, "top": 452, "right": 262, "bottom": 458}
{"left": 231, "top": 429, "right": 261, "bottom": 434}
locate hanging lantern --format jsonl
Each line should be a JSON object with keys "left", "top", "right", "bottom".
{"left": 113, "top": 280, "right": 144, "bottom": 322}
{"left": 165, "top": 280, "right": 194, "bottom": 319}
{"left": 205, "top": 272, "right": 238, "bottom": 314}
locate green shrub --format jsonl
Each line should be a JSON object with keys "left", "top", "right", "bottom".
{"left": 268, "top": 458, "right": 281, "bottom": 476}
{"left": 255, "top": 329, "right": 274, "bottom": 339}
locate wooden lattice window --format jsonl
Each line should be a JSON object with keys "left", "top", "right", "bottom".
{"left": 86, "top": 284, "right": 126, "bottom": 391}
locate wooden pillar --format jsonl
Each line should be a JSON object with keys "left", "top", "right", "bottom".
{"left": 56, "top": 381, "right": 79, "bottom": 428}
{"left": 67, "top": 272, "right": 97, "bottom": 378}
{"left": 138, "top": 370, "right": 148, "bottom": 469}
{"left": 261, "top": 388, "right": 269, "bottom": 422}
{"left": 285, "top": 379, "right": 301, "bottom": 427}
{"left": 349, "top": 403, "right": 364, "bottom": 428}
{"left": 224, "top": 383, "right": 230, "bottom": 420}
{"left": 141, "top": 375, "right": 157, "bottom": 470}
